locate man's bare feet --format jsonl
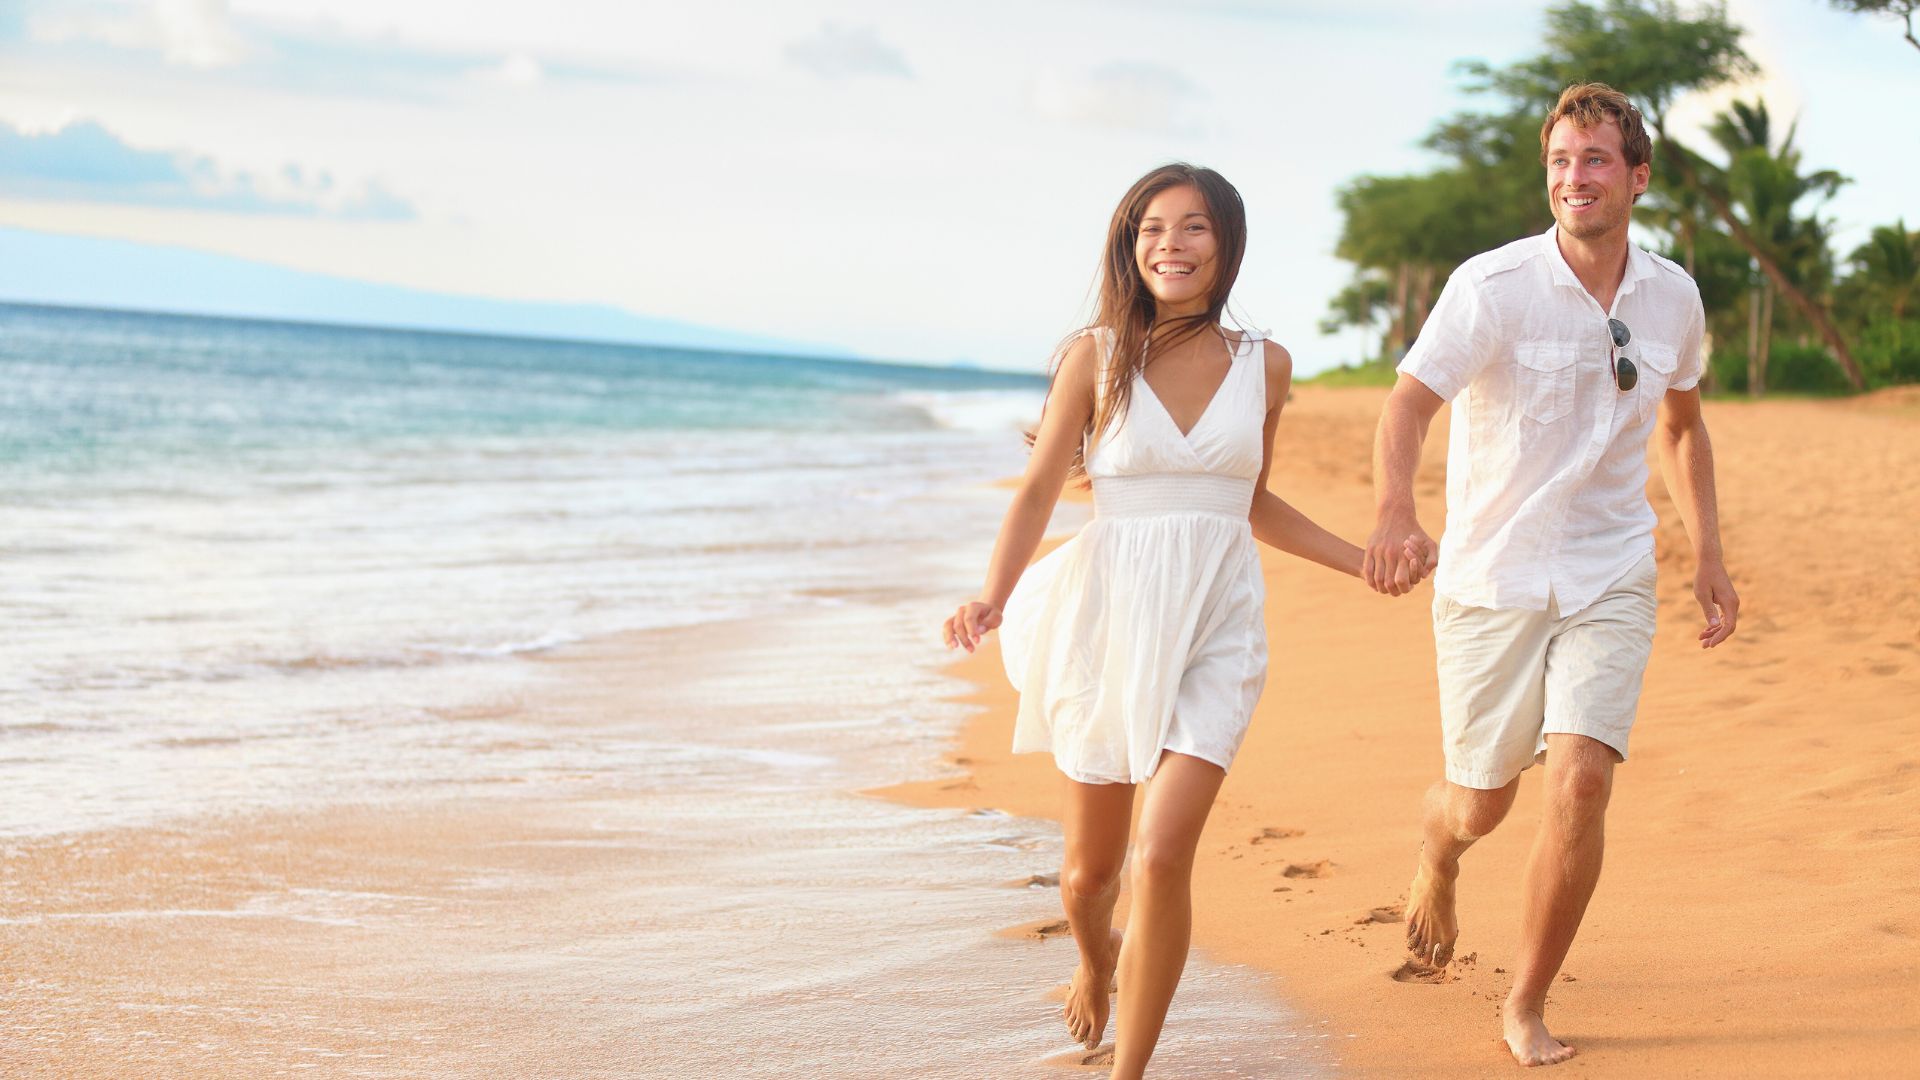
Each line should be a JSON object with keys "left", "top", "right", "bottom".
{"left": 1404, "top": 847, "right": 1460, "bottom": 968}
{"left": 1063, "top": 929, "right": 1123, "bottom": 1049}
{"left": 1503, "top": 1002, "right": 1575, "bottom": 1067}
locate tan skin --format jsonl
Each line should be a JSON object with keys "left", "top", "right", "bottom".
{"left": 942, "top": 184, "right": 1426, "bottom": 1076}
{"left": 1367, "top": 118, "right": 1739, "bottom": 1068}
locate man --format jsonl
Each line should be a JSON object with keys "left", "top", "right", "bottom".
{"left": 1364, "top": 82, "right": 1738, "bottom": 1068}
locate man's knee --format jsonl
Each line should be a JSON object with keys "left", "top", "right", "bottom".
{"left": 1544, "top": 743, "right": 1616, "bottom": 821}
{"left": 1447, "top": 780, "right": 1520, "bottom": 840}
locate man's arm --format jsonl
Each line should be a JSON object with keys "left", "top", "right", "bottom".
{"left": 1654, "top": 386, "right": 1738, "bottom": 648}
{"left": 1366, "top": 374, "right": 1445, "bottom": 595}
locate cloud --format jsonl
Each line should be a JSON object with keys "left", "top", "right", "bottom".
{"left": 784, "top": 22, "right": 912, "bottom": 79}
{"left": 31, "top": 0, "right": 250, "bottom": 68}
{"left": 23, "top": 5, "right": 668, "bottom": 101}
{"left": 0, "top": 119, "right": 416, "bottom": 220}
{"left": 494, "top": 52, "right": 543, "bottom": 85}
{"left": 1029, "top": 63, "right": 1208, "bottom": 136}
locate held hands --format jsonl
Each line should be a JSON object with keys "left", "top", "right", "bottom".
{"left": 942, "top": 600, "right": 1003, "bottom": 653}
{"left": 1695, "top": 560, "right": 1739, "bottom": 648}
{"left": 1363, "top": 511, "right": 1439, "bottom": 596}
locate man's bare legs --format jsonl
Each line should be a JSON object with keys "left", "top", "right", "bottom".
{"left": 1502, "top": 734, "right": 1615, "bottom": 1067}
{"left": 1405, "top": 776, "right": 1521, "bottom": 966}
{"left": 1059, "top": 777, "right": 1134, "bottom": 1049}
{"left": 1404, "top": 734, "right": 1618, "bottom": 1067}
{"left": 1110, "top": 752, "right": 1226, "bottom": 1080}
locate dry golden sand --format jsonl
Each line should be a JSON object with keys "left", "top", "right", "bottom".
{"left": 880, "top": 385, "right": 1920, "bottom": 1077}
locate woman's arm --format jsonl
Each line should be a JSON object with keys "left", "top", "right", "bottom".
{"left": 1245, "top": 341, "right": 1361, "bottom": 577}
{"left": 944, "top": 334, "right": 1099, "bottom": 652}
{"left": 1246, "top": 340, "right": 1419, "bottom": 581}
{"left": 1251, "top": 489, "right": 1363, "bottom": 577}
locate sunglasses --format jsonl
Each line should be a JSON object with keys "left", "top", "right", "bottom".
{"left": 1607, "top": 318, "right": 1639, "bottom": 392}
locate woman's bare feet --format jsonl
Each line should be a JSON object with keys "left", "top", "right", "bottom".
{"left": 1063, "top": 929, "right": 1123, "bottom": 1049}
{"left": 1404, "top": 847, "right": 1459, "bottom": 968}
{"left": 1503, "top": 1002, "right": 1575, "bottom": 1067}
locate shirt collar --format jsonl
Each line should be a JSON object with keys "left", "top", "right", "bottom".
{"left": 1541, "top": 224, "right": 1655, "bottom": 299}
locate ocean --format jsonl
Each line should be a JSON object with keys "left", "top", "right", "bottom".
{"left": 0, "top": 303, "right": 1328, "bottom": 1076}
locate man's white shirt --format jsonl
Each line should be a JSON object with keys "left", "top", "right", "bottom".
{"left": 1398, "top": 225, "right": 1704, "bottom": 615}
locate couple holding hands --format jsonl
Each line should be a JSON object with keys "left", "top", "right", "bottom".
{"left": 941, "top": 82, "right": 1737, "bottom": 1074}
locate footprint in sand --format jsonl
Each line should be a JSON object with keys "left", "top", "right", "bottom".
{"left": 997, "top": 918, "right": 1073, "bottom": 941}
{"left": 1249, "top": 826, "right": 1305, "bottom": 845}
{"left": 1391, "top": 960, "right": 1452, "bottom": 984}
{"left": 1354, "top": 904, "right": 1404, "bottom": 926}
{"left": 1282, "top": 860, "right": 1331, "bottom": 879}
{"left": 1046, "top": 1045, "right": 1116, "bottom": 1071}
{"left": 1006, "top": 872, "right": 1060, "bottom": 889}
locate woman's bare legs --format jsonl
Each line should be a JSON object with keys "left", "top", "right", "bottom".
{"left": 1060, "top": 776, "right": 1136, "bottom": 1049}
{"left": 1110, "top": 751, "right": 1226, "bottom": 1079}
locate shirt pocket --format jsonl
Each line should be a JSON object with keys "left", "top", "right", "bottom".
{"left": 1514, "top": 342, "right": 1577, "bottom": 425}
{"left": 1633, "top": 343, "right": 1679, "bottom": 424}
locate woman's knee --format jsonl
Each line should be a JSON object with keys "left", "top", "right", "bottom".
{"left": 1128, "top": 835, "right": 1196, "bottom": 890}
{"left": 1064, "top": 859, "right": 1124, "bottom": 901}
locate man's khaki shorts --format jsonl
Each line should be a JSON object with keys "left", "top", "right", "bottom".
{"left": 1431, "top": 553, "right": 1657, "bottom": 789}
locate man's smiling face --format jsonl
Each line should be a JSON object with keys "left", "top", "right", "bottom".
{"left": 1545, "top": 117, "right": 1649, "bottom": 241}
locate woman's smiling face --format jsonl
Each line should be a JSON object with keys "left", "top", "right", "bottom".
{"left": 1134, "top": 184, "right": 1217, "bottom": 316}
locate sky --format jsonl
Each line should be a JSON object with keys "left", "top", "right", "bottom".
{"left": 0, "top": 0, "right": 1913, "bottom": 373}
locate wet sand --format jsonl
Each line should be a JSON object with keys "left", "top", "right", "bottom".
{"left": 1, "top": 600, "right": 1327, "bottom": 1078}
{"left": 880, "top": 385, "right": 1920, "bottom": 1076}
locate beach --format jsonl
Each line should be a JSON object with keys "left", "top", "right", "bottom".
{"left": 3, "top": 303, "right": 1914, "bottom": 1076}
{"left": 0, "top": 305, "right": 1327, "bottom": 1077}
{"left": 882, "top": 383, "right": 1920, "bottom": 1076}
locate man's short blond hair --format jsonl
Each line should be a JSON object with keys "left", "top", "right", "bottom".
{"left": 1539, "top": 82, "right": 1653, "bottom": 169}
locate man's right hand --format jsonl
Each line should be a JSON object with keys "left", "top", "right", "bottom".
{"left": 1365, "top": 510, "right": 1437, "bottom": 596}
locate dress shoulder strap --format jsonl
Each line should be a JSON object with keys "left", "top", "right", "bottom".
{"left": 1076, "top": 327, "right": 1118, "bottom": 406}
{"left": 1237, "top": 328, "right": 1269, "bottom": 410}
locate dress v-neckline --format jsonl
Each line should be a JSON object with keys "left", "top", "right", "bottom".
{"left": 1138, "top": 337, "right": 1240, "bottom": 441}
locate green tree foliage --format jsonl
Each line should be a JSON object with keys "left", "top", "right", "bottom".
{"left": 1847, "top": 222, "right": 1920, "bottom": 381}
{"left": 1850, "top": 220, "right": 1920, "bottom": 327}
{"left": 1318, "top": 272, "right": 1394, "bottom": 362}
{"left": 1703, "top": 99, "right": 1849, "bottom": 394}
{"left": 1322, "top": 0, "right": 1905, "bottom": 393}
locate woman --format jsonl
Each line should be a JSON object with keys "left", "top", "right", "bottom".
{"left": 942, "top": 163, "right": 1429, "bottom": 1076}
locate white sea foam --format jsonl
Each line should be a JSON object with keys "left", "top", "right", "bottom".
{"left": 892, "top": 388, "right": 1046, "bottom": 433}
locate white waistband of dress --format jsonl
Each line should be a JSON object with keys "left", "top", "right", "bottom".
{"left": 1090, "top": 473, "right": 1256, "bottom": 518}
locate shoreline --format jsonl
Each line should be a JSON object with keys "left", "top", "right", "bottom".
{"left": 1, "top": 570, "right": 1323, "bottom": 1077}
{"left": 878, "top": 385, "right": 1920, "bottom": 1077}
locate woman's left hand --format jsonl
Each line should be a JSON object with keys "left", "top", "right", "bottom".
{"left": 942, "top": 601, "right": 1003, "bottom": 653}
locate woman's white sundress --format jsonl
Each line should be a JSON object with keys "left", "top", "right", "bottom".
{"left": 1000, "top": 328, "right": 1270, "bottom": 785}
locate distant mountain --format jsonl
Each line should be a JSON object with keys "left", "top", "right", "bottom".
{"left": 0, "top": 226, "right": 857, "bottom": 360}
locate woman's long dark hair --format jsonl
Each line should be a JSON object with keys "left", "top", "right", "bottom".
{"left": 1031, "top": 163, "right": 1248, "bottom": 482}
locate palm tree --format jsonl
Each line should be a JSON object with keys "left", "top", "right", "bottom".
{"left": 1705, "top": 100, "right": 1849, "bottom": 396}
{"left": 1849, "top": 220, "right": 1920, "bottom": 350}
{"left": 1319, "top": 273, "right": 1395, "bottom": 365}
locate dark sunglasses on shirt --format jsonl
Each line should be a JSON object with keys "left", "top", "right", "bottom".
{"left": 1607, "top": 318, "right": 1639, "bottom": 392}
